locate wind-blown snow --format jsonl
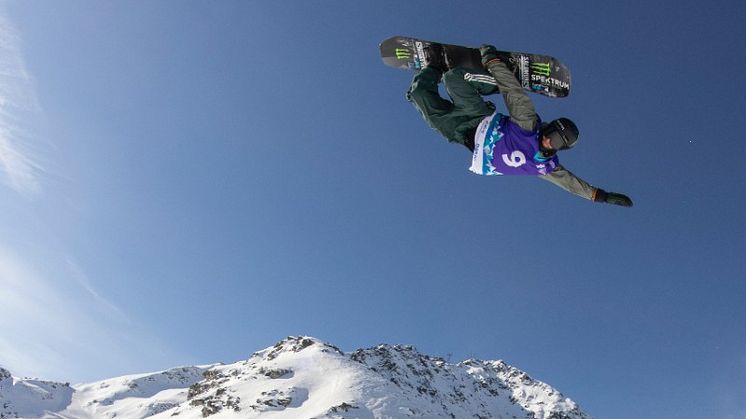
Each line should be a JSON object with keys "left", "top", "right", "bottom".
{"left": 0, "top": 337, "right": 590, "bottom": 418}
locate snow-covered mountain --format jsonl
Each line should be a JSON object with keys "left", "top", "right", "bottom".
{"left": 0, "top": 336, "right": 590, "bottom": 418}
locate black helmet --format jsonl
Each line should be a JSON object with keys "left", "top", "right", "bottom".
{"left": 541, "top": 118, "right": 579, "bottom": 151}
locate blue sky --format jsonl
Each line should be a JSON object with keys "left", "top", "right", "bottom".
{"left": 0, "top": 1, "right": 744, "bottom": 418}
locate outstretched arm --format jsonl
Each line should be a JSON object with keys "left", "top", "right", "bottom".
{"left": 539, "top": 165, "right": 595, "bottom": 200}
{"left": 479, "top": 45, "right": 538, "bottom": 132}
{"left": 540, "top": 165, "right": 633, "bottom": 207}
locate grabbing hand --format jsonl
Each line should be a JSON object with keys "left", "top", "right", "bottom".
{"left": 479, "top": 45, "right": 501, "bottom": 67}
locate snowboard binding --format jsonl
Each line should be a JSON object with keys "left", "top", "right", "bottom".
{"left": 423, "top": 43, "right": 451, "bottom": 73}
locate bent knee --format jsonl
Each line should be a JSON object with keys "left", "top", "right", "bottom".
{"left": 443, "top": 68, "right": 466, "bottom": 84}
{"left": 406, "top": 78, "right": 435, "bottom": 102}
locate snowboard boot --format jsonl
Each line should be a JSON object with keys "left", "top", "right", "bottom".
{"left": 423, "top": 43, "right": 449, "bottom": 74}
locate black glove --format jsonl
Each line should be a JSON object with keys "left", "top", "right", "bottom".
{"left": 479, "top": 45, "right": 501, "bottom": 67}
{"left": 594, "top": 189, "right": 633, "bottom": 207}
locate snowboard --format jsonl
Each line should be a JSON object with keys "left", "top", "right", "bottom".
{"left": 380, "top": 36, "right": 571, "bottom": 98}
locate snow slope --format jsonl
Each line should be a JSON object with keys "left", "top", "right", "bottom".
{"left": 0, "top": 337, "right": 590, "bottom": 418}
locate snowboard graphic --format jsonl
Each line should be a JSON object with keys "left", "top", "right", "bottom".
{"left": 380, "top": 36, "right": 571, "bottom": 98}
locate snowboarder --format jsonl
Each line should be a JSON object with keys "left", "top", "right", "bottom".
{"left": 406, "top": 44, "right": 633, "bottom": 207}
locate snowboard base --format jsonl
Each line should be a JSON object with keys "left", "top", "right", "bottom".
{"left": 380, "top": 36, "right": 571, "bottom": 98}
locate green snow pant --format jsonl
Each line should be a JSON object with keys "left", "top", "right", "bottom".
{"left": 406, "top": 66, "right": 499, "bottom": 148}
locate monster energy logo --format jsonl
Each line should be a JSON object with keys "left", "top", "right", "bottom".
{"left": 530, "top": 62, "right": 552, "bottom": 76}
{"left": 395, "top": 48, "right": 412, "bottom": 60}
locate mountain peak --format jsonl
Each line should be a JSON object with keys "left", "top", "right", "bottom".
{"left": 250, "top": 336, "right": 344, "bottom": 363}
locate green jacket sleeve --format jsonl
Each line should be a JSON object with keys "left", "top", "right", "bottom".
{"left": 484, "top": 60, "right": 538, "bottom": 132}
{"left": 539, "top": 164, "right": 598, "bottom": 201}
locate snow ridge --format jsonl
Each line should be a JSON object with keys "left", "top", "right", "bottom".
{"left": 0, "top": 337, "right": 591, "bottom": 418}
{"left": 0, "top": 366, "right": 73, "bottom": 419}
